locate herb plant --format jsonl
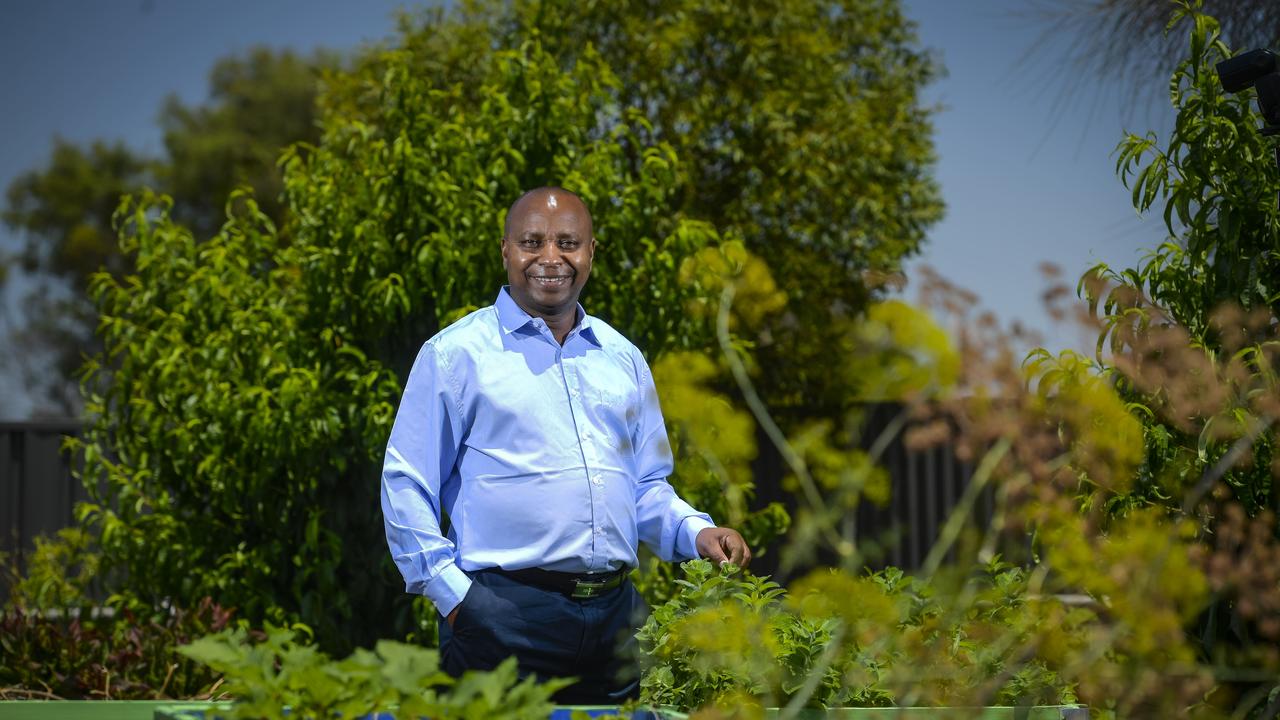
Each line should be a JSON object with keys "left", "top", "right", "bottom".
{"left": 177, "top": 625, "right": 572, "bottom": 720}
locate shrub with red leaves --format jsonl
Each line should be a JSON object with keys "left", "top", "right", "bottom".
{"left": 0, "top": 597, "right": 232, "bottom": 700}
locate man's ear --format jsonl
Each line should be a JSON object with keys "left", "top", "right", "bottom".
{"left": 500, "top": 237, "right": 509, "bottom": 270}
{"left": 589, "top": 236, "right": 596, "bottom": 260}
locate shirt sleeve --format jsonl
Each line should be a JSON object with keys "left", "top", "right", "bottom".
{"left": 631, "top": 350, "right": 716, "bottom": 562}
{"left": 380, "top": 342, "right": 472, "bottom": 617}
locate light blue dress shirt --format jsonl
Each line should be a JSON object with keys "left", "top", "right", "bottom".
{"left": 381, "top": 287, "right": 715, "bottom": 616}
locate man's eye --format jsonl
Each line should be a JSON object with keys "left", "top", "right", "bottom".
{"left": 558, "top": 240, "right": 579, "bottom": 249}
{"left": 520, "top": 239, "right": 540, "bottom": 248}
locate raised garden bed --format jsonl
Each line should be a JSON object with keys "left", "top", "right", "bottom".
{"left": 0, "top": 702, "right": 1090, "bottom": 719}
{"left": 152, "top": 704, "right": 678, "bottom": 719}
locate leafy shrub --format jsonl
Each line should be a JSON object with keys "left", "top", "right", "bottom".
{"left": 69, "top": 0, "right": 945, "bottom": 650}
{"left": 638, "top": 559, "right": 1077, "bottom": 711}
{"left": 74, "top": 39, "right": 721, "bottom": 652}
{"left": 1065, "top": 6, "right": 1280, "bottom": 705}
{"left": 1081, "top": 6, "right": 1279, "bottom": 524}
{"left": 178, "top": 625, "right": 574, "bottom": 720}
{"left": 0, "top": 597, "right": 231, "bottom": 700}
{"left": 2, "top": 527, "right": 101, "bottom": 611}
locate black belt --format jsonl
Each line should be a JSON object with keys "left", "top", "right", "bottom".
{"left": 485, "top": 567, "right": 627, "bottom": 599}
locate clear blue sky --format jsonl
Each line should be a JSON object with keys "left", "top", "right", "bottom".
{"left": 0, "top": 1, "right": 1174, "bottom": 419}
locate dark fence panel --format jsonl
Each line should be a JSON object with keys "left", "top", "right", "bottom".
{"left": 1, "top": 420, "right": 84, "bottom": 596}
{"left": 752, "top": 403, "right": 989, "bottom": 577}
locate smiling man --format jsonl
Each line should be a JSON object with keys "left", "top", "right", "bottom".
{"left": 380, "top": 187, "right": 750, "bottom": 703}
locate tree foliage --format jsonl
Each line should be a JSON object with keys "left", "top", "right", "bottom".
{"left": 1, "top": 48, "right": 330, "bottom": 416}
{"left": 74, "top": 38, "right": 727, "bottom": 651}
{"left": 61, "top": 0, "right": 942, "bottom": 652}
{"left": 1081, "top": 6, "right": 1278, "bottom": 523}
{"left": 499, "top": 0, "right": 945, "bottom": 415}
{"left": 2, "top": 140, "right": 148, "bottom": 414}
{"left": 1062, "top": 5, "right": 1280, "bottom": 709}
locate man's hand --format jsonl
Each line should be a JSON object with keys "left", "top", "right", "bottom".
{"left": 446, "top": 606, "right": 459, "bottom": 628}
{"left": 695, "top": 527, "right": 752, "bottom": 568}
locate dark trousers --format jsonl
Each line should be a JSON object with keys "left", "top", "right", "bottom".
{"left": 438, "top": 569, "right": 647, "bottom": 705}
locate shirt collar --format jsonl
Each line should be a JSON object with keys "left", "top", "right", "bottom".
{"left": 495, "top": 286, "right": 600, "bottom": 347}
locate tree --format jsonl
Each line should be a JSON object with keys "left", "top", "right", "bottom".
{"left": 157, "top": 47, "right": 335, "bottom": 238}
{"left": 347, "top": 0, "right": 943, "bottom": 418}
{"left": 72, "top": 0, "right": 944, "bottom": 651}
{"left": 1, "top": 48, "right": 331, "bottom": 417}
{"left": 77, "top": 39, "right": 722, "bottom": 651}
{"left": 2, "top": 140, "right": 146, "bottom": 415}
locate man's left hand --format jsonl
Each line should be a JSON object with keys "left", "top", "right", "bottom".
{"left": 695, "top": 527, "right": 752, "bottom": 568}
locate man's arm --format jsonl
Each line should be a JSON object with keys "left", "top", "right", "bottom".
{"left": 381, "top": 343, "right": 472, "bottom": 620}
{"left": 630, "top": 351, "right": 751, "bottom": 567}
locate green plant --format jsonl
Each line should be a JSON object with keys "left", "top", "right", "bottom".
{"left": 74, "top": 38, "right": 721, "bottom": 652}
{"left": 178, "top": 625, "right": 573, "bottom": 720}
{"left": 1068, "top": 5, "right": 1280, "bottom": 707}
{"left": 638, "top": 559, "right": 1077, "bottom": 711}
{"left": 1081, "top": 2, "right": 1279, "bottom": 520}
{"left": 3, "top": 527, "right": 101, "bottom": 611}
{"left": 70, "top": 0, "right": 946, "bottom": 650}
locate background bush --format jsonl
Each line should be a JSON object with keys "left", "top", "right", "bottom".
{"left": 61, "top": 0, "right": 941, "bottom": 654}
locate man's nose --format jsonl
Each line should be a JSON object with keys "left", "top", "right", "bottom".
{"left": 536, "top": 243, "right": 564, "bottom": 264}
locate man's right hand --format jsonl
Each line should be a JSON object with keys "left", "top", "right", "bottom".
{"left": 447, "top": 606, "right": 460, "bottom": 628}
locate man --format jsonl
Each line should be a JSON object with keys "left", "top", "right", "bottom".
{"left": 381, "top": 187, "right": 750, "bottom": 703}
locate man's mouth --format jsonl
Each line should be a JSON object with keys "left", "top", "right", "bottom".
{"left": 530, "top": 275, "right": 571, "bottom": 288}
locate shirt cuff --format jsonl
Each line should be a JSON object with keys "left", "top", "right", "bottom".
{"left": 675, "top": 515, "right": 716, "bottom": 561}
{"left": 425, "top": 561, "right": 473, "bottom": 617}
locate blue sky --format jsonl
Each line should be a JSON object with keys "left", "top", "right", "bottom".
{"left": 0, "top": 1, "right": 1174, "bottom": 419}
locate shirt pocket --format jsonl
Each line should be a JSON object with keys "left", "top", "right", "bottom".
{"left": 587, "top": 384, "right": 640, "bottom": 456}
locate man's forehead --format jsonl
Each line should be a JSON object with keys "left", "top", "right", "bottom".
{"left": 509, "top": 192, "right": 591, "bottom": 231}
{"left": 515, "top": 190, "right": 585, "bottom": 213}
{"left": 512, "top": 209, "right": 585, "bottom": 233}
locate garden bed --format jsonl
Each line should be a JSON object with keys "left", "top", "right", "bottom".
{"left": 0, "top": 702, "right": 1092, "bottom": 719}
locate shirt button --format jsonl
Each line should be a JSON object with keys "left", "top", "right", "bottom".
{"left": 594, "top": 527, "right": 603, "bottom": 535}
{"left": 592, "top": 475, "right": 603, "bottom": 486}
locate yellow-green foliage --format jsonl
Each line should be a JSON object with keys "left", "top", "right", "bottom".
{"left": 845, "top": 300, "right": 960, "bottom": 401}
{"left": 1026, "top": 349, "right": 1144, "bottom": 493}
{"left": 678, "top": 240, "right": 788, "bottom": 330}
{"left": 636, "top": 348, "right": 791, "bottom": 607}
{"left": 654, "top": 351, "right": 759, "bottom": 502}
{"left": 640, "top": 560, "right": 1079, "bottom": 711}
{"left": 3, "top": 528, "right": 99, "bottom": 611}
{"left": 1043, "top": 508, "right": 1208, "bottom": 659}
{"left": 785, "top": 570, "right": 898, "bottom": 646}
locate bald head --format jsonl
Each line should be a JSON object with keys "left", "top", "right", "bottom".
{"left": 500, "top": 186, "right": 597, "bottom": 325}
{"left": 503, "top": 187, "right": 593, "bottom": 239}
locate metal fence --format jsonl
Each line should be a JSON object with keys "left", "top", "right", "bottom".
{"left": 1, "top": 420, "right": 86, "bottom": 594}
{"left": 750, "top": 403, "right": 990, "bottom": 575}
{"left": 1, "top": 410, "right": 986, "bottom": 586}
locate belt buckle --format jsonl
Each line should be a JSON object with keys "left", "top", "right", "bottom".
{"left": 571, "top": 578, "right": 608, "bottom": 599}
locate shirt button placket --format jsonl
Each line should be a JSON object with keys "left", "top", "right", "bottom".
{"left": 562, "top": 354, "right": 601, "bottom": 567}
{"left": 578, "top": 365, "right": 608, "bottom": 571}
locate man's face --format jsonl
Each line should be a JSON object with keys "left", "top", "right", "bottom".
{"left": 502, "top": 192, "right": 595, "bottom": 317}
